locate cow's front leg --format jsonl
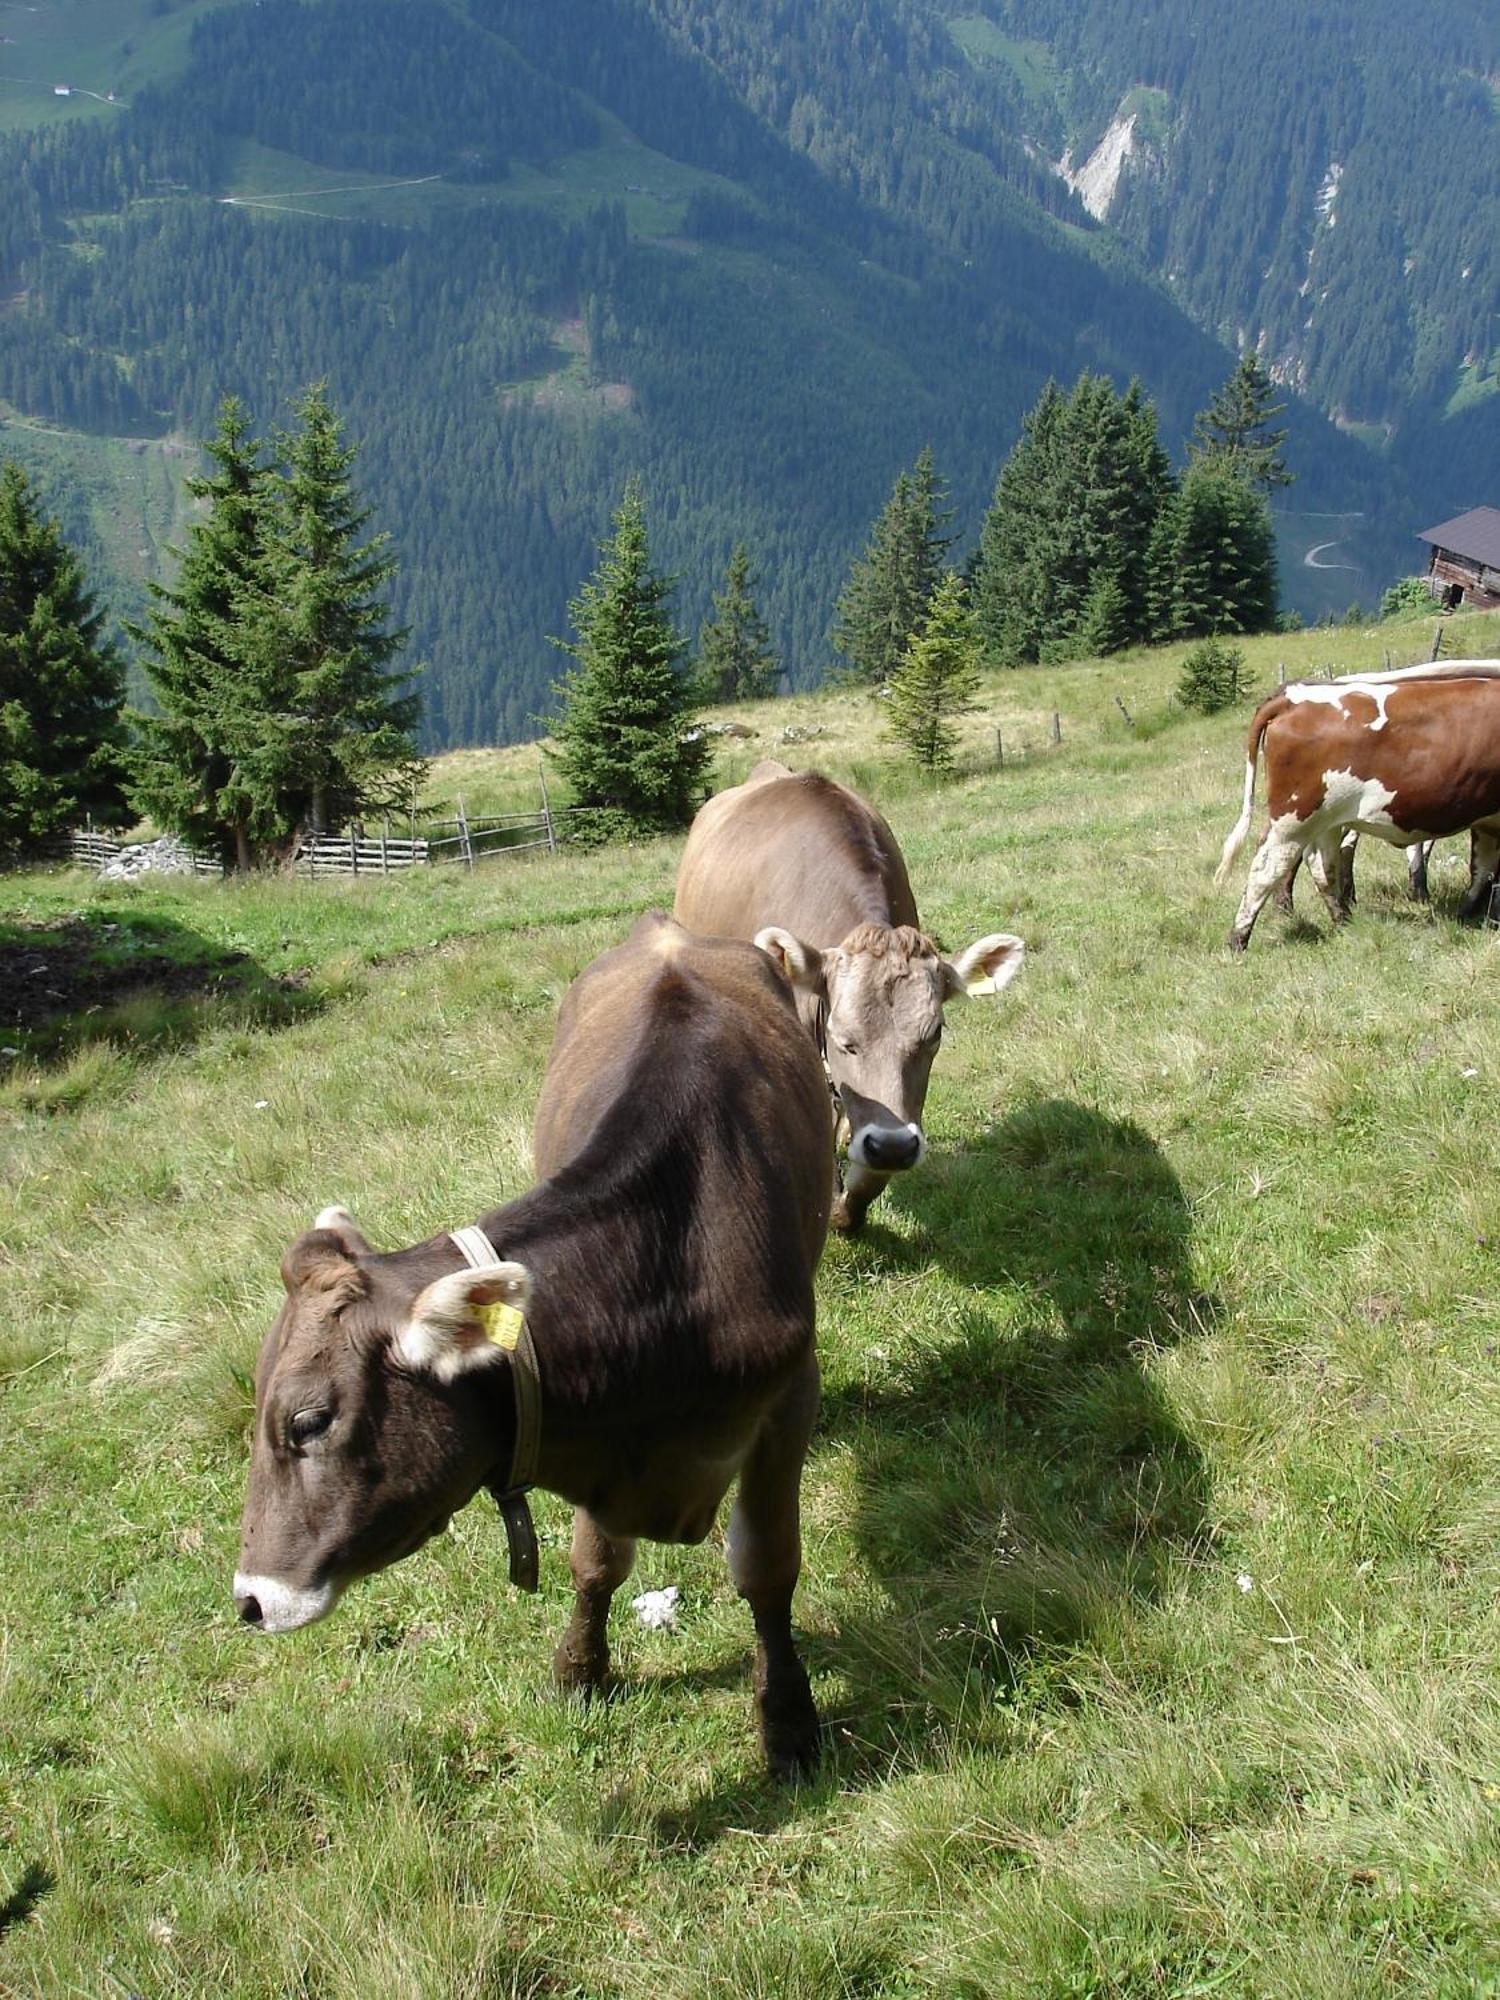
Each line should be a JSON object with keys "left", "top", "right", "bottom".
{"left": 553, "top": 1509, "right": 635, "bottom": 1699}
{"left": 725, "top": 1358, "right": 820, "bottom": 1777}
{"left": 830, "top": 1160, "right": 889, "bottom": 1234}
{"left": 1306, "top": 835, "right": 1352, "bottom": 926}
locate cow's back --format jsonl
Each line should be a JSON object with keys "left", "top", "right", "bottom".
{"left": 674, "top": 764, "right": 919, "bottom": 948}
{"left": 532, "top": 913, "right": 832, "bottom": 1281}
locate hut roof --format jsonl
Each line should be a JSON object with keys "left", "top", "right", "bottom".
{"left": 1417, "top": 505, "right": 1500, "bottom": 568}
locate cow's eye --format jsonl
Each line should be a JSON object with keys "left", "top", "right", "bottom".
{"left": 288, "top": 1407, "right": 333, "bottom": 1449}
{"left": 922, "top": 1024, "right": 944, "bottom": 1049}
{"left": 831, "top": 1034, "right": 858, "bottom": 1057}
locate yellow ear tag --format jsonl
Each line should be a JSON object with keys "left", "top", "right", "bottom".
{"left": 965, "top": 973, "right": 999, "bottom": 996}
{"left": 478, "top": 1302, "right": 525, "bottom": 1351}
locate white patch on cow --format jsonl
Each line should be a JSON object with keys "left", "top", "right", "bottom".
{"left": 1284, "top": 680, "right": 1399, "bottom": 730}
{"left": 1318, "top": 766, "right": 1401, "bottom": 839}
{"left": 848, "top": 1120, "right": 926, "bottom": 1170}
{"left": 233, "top": 1570, "right": 338, "bottom": 1633}
{"left": 315, "top": 1204, "right": 357, "bottom": 1232}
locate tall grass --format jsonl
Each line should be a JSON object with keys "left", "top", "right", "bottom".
{"left": 2, "top": 610, "right": 1499, "bottom": 1996}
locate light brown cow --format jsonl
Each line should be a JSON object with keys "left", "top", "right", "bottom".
{"left": 1216, "top": 660, "right": 1500, "bottom": 952}
{"left": 673, "top": 761, "right": 1024, "bottom": 1232}
{"left": 235, "top": 914, "right": 832, "bottom": 1776}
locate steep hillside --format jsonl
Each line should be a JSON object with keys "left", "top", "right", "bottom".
{"left": 0, "top": 0, "right": 1432, "bottom": 745}
{"left": 984, "top": 0, "right": 1500, "bottom": 522}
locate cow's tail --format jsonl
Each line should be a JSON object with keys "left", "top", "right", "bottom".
{"left": 1214, "top": 697, "right": 1284, "bottom": 886}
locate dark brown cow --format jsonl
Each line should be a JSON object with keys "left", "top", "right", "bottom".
{"left": 235, "top": 914, "right": 832, "bottom": 1775}
{"left": 1216, "top": 660, "right": 1500, "bottom": 952}
{"left": 673, "top": 761, "right": 1024, "bottom": 1231}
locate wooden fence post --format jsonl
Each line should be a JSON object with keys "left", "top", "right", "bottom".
{"left": 457, "top": 795, "right": 474, "bottom": 871}
{"left": 1431, "top": 623, "right": 1444, "bottom": 662}
{"left": 1278, "top": 662, "right": 1288, "bottom": 685}
{"left": 537, "top": 753, "right": 557, "bottom": 856}
{"left": 1051, "top": 711, "right": 1061, "bottom": 745}
{"left": 381, "top": 816, "right": 390, "bottom": 876}
{"left": 1114, "top": 694, "right": 1133, "bottom": 728}
{"left": 994, "top": 726, "right": 1003, "bottom": 769}
{"left": 349, "top": 825, "right": 359, "bottom": 876}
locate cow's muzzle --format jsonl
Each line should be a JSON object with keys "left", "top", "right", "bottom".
{"left": 233, "top": 1570, "right": 338, "bottom": 1633}
{"left": 849, "top": 1122, "right": 925, "bottom": 1172}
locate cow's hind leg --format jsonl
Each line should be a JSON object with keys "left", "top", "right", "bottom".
{"left": 725, "top": 1357, "right": 820, "bottom": 1777}
{"left": 1305, "top": 833, "right": 1352, "bottom": 926}
{"left": 1229, "top": 825, "right": 1306, "bottom": 953}
{"left": 1456, "top": 825, "right": 1500, "bottom": 924}
{"left": 553, "top": 1510, "right": 636, "bottom": 1699}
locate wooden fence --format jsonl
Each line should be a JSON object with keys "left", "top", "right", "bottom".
{"left": 294, "top": 794, "right": 600, "bottom": 879}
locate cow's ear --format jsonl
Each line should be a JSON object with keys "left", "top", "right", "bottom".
{"left": 943, "top": 933, "right": 1025, "bottom": 1001}
{"left": 313, "top": 1205, "right": 374, "bottom": 1256}
{"left": 395, "top": 1263, "right": 533, "bottom": 1383}
{"left": 755, "top": 926, "right": 826, "bottom": 997}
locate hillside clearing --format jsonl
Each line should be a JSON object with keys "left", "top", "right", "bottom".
{"left": 2, "top": 616, "right": 1499, "bottom": 1996}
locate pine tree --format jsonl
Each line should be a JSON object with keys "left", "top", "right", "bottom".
{"left": 1155, "top": 457, "right": 1279, "bottom": 639}
{"left": 831, "top": 446, "right": 954, "bottom": 684}
{"left": 973, "top": 377, "right": 1174, "bottom": 666}
{"left": 550, "top": 480, "right": 707, "bottom": 835}
{"left": 695, "top": 543, "right": 779, "bottom": 702}
{"left": 0, "top": 460, "right": 127, "bottom": 851}
{"left": 129, "top": 397, "right": 278, "bottom": 870}
{"left": 238, "top": 384, "right": 422, "bottom": 845}
{"left": 1190, "top": 354, "right": 1293, "bottom": 491}
{"left": 1176, "top": 635, "right": 1247, "bottom": 714}
{"left": 886, "top": 570, "right": 981, "bottom": 776}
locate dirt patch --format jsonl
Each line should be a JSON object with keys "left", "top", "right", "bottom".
{"left": 0, "top": 917, "right": 248, "bottom": 1037}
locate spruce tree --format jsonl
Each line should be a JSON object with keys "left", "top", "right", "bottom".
{"left": 0, "top": 460, "right": 127, "bottom": 851}
{"left": 886, "top": 570, "right": 981, "bottom": 776}
{"left": 695, "top": 543, "right": 779, "bottom": 702}
{"left": 831, "top": 446, "right": 954, "bottom": 684}
{"left": 1190, "top": 354, "right": 1293, "bottom": 491}
{"left": 130, "top": 397, "right": 278, "bottom": 870}
{"left": 973, "top": 377, "right": 1173, "bottom": 666}
{"left": 1155, "top": 458, "right": 1279, "bottom": 639}
{"left": 238, "top": 384, "right": 422, "bottom": 844}
{"left": 550, "top": 480, "right": 707, "bottom": 835}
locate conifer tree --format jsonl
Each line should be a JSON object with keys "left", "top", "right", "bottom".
{"left": 1190, "top": 353, "right": 1293, "bottom": 491}
{"left": 1154, "top": 457, "right": 1279, "bottom": 639}
{"left": 973, "top": 376, "right": 1172, "bottom": 666}
{"left": 696, "top": 543, "right": 779, "bottom": 702}
{"left": 832, "top": 446, "right": 954, "bottom": 684}
{"left": 130, "top": 397, "right": 278, "bottom": 870}
{"left": 550, "top": 480, "right": 707, "bottom": 835}
{"left": 238, "top": 384, "right": 422, "bottom": 844}
{"left": 0, "top": 460, "right": 127, "bottom": 851}
{"left": 886, "top": 570, "right": 981, "bottom": 776}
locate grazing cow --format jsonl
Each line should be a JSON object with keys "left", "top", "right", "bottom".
{"left": 235, "top": 914, "right": 833, "bottom": 1776}
{"left": 1216, "top": 661, "right": 1500, "bottom": 952}
{"left": 673, "top": 760, "right": 1024, "bottom": 1232}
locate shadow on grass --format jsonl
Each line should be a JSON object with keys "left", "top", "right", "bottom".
{"left": 0, "top": 1860, "right": 54, "bottom": 1938}
{"left": 0, "top": 908, "right": 321, "bottom": 1072}
{"left": 823, "top": 1100, "right": 1215, "bottom": 1733}
{"left": 637, "top": 1101, "right": 1218, "bottom": 1850}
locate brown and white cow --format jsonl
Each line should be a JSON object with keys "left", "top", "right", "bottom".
{"left": 235, "top": 914, "right": 833, "bottom": 1776}
{"left": 1216, "top": 660, "right": 1500, "bottom": 952}
{"left": 672, "top": 760, "right": 1024, "bottom": 1232}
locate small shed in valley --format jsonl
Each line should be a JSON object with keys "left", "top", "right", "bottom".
{"left": 1416, "top": 505, "right": 1500, "bottom": 609}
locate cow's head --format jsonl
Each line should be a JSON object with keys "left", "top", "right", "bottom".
{"left": 234, "top": 1207, "right": 529, "bottom": 1633}
{"left": 755, "top": 921, "right": 1024, "bottom": 1174}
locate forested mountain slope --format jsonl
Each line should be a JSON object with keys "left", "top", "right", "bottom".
{"left": 0, "top": 0, "right": 1448, "bottom": 746}
{"left": 989, "top": 0, "right": 1500, "bottom": 505}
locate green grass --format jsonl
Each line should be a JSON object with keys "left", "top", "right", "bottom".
{"left": 0, "top": 0, "right": 232, "bottom": 135}
{"left": 4, "top": 611, "right": 1500, "bottom": 1995}
{"left": 946, "top": 19, "right": 1060, "bottom": 113}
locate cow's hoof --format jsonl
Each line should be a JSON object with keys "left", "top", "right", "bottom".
{"left": 760, "top": 1699, "right": 820, "bottom": 1781}
{"left": 1226, "top": 932, "right": 1248, "bottom": 957}
{"left": 829, "top": 1196, "right": 864, "bottom": 1235}
{"left": 552, "top": 1644, "right": 610, "bottom": 1702}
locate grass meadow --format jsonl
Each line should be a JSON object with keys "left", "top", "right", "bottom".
{"left": 3, "top": 612, "right": 1499, "bottom": 1997}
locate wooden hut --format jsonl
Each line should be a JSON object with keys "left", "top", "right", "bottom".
{"left": 1416, "top": 505, "right": 1500, "bottom": 609}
